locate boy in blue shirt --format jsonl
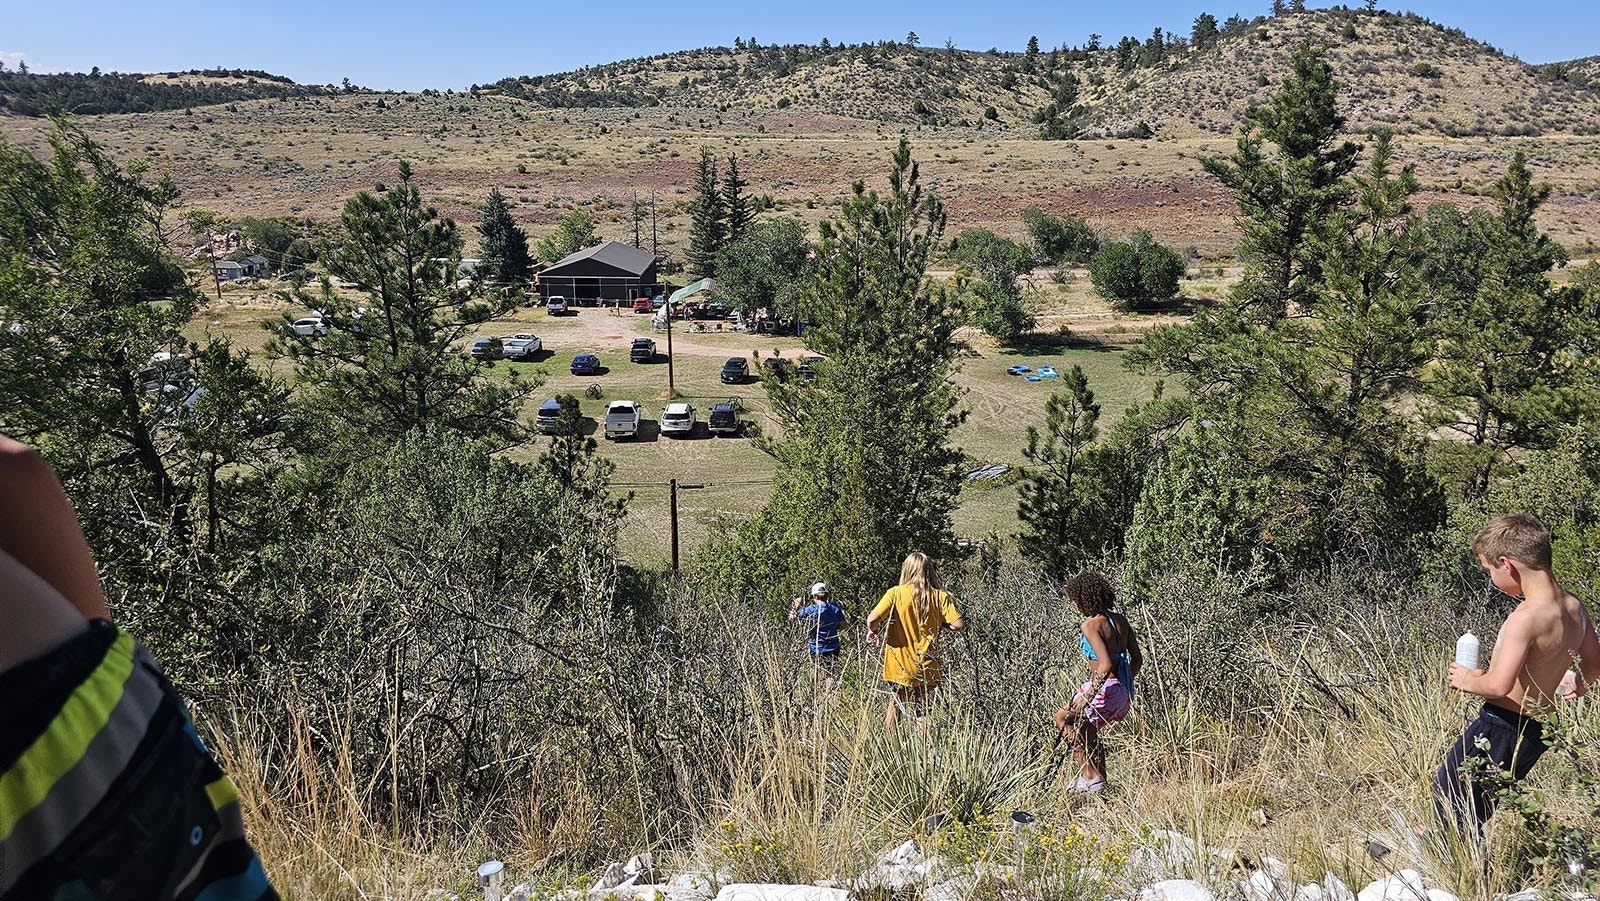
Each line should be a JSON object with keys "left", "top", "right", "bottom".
{"left": 790, "top": 582, "right": 847, "bottom": 675}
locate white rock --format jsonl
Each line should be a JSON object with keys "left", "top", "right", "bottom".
{"left": 664, "top": 873, "right": 713, "bottom": 901}
{"left": 1494, "top": 892, "right": 1542, "bottom": 901}
{"left": 1261, "top": 858, "right": 1292, "bottom": 886}
{"left": 878, "top": 839, "right": 923, "bottom": 866}
{"left": 1323, "top": 874, "right": 1356, "bottom": 901}
{"left": 711, "top": 886, "right": 849, "bottom": 901}
{"left": 1296, "top": 885, "right": 1327, "bottom": 901}
{"left": 1357, "top": 869, "right": 1427, "bottom": 901}
{"left": 626, "top": 854, "right": 657, "bottom": 881}
{"left": 1139, "top": 879, "right": 1216, "bottom": 901}
{"left": 1128, "top": 831, "right": 1200, "bottom": 881}
{"left": 593, "top": 862, "right": 630, "bottom": 892}
{"left": 855, "top": 858, "right": 939, "bottom": 892}
{"left": 1240, "top": 871, "right": 1281, "bottom": 901}
{"left": 508, "top": 884, "right": 534, "bottom": 901}
{"left": 924, "top": 874, "right": 978, "bottom": 901}
{"left": 1425, "top": 891, "right": 1458, "bottom": 901}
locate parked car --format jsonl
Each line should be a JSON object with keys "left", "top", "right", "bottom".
{"left": 290, "top": 316, "right": 329, "bottom": 337}
{"left": 535, "top": 398, "right": 570, "bottom": 434}
{"left": 708, "top": 399, "right": 744, "bottom": 436}
{"left": 797, "top": 356, "right": 825, "bottom": 381}
{"left": 470, "top": 337, "right": 504, "bottom": 360}
{"left": 603, "top": 400, "right": 643, "bottom": 440}
{"left": 720, "top": 357, "right": 749, "bottom": 384}
{"left": 632, "top": 298, "right": 654, "bottom": 313}
{"left": 136, "top": 351, "right": 192, "bottom": 395}
{"left": 660, "top": 402, "right": 696, "bottom": 437}
{"left": 546, "top": 295, "right": 569, "bottom": 315}
{"left": 761, "top": 357, "right": 793, "bottom": 383}
{"left": 630, "top": 338, "right": 657, "bottom": 363}
{"left": 502, "top": 333, "right": 543, "bottom": 360}
{"left": 570, "top": 353, "right": 601, "bottom": 375}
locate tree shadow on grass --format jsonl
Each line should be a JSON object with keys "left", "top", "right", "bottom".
{"left": 999, "top": 330, "right": 1133, "bottom": 356}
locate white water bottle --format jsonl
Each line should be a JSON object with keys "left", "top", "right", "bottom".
{"left": 1455, "top": 631, "right": 1480, "bottom": 669}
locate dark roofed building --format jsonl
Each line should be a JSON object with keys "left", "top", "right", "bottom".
{"left": 536, "top": 241, "right": 660, "bottom": 304}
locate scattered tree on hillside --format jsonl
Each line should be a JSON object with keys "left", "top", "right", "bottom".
{"left": 0, "top": 122, "right": 295, "bottom": 601}
{"left": 1192, "top": 13, "right": 1221, "bottom": 50}
{"left": 1420, "top": 153, "right": 1594, "bottom": 498}
{"left": 949, "top": 228, "right": 1036, "bottom": 340}
{"left": 274, "top": 161, "right": 534, "bottom": 458}
{"left": 537, "top": 210, "right": 597, "bottom": 264}
{"left": 477, "top": 187, "right": 533, "bottom": 286}
{"left": 687, "top": 150, "right": 725, "bottom": 277}
{"left": 907, "top": 31, "right": 920, "bottom": 47}
{"left": 1088, "top": 230, "right": 1183, "bottom": 307}
{"left": 722, "top": 154, "right": 752, "bottom": 243}
{"left": 713, "top": 218, "right": 810, "bottom": 316}
{"left": 1199, "top": 42, "right": 1361, "bottom": 321}
{"left": 1017, "top": 366, "right": 1101, "bottom": 578}
{"left": 1022, "top": 208, "right": 1100, "bottom": 264}
{"left": 704, "top": 138, "right": 965, "bottom": 602}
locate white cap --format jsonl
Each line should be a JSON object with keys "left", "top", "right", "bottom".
{"left": 811, "top": 582, "right": 830, "bottom": 596}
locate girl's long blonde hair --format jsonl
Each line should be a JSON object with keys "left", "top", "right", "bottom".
{"left": 900, "top": 551, "right": 941, "bottom": 626}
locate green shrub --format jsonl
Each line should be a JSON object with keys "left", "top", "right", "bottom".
{"left": 1087, "top": 230, "right": 1183, "bottom": 307}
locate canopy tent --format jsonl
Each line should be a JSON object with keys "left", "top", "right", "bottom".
{"left": 668, "top": 277, "right": 717, "bottom": 304}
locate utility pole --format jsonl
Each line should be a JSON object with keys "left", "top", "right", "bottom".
{"left": 669, "top": 479, "right": 703, "bottom": 573}
{"left": 632, "top": 191, "right": 641, "bottom": 247}
{"left": 650, "top": 192, "right": 658, "bottom": 256}
{"left": 664, "top": 294, "right": 675, "bottom": 396}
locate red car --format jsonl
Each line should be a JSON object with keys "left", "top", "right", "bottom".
{"left": 632, "top": 298, "right": 653, "bottom": 313}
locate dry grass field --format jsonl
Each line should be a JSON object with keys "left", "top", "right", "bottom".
{"left": 193, "top": 272, "right": 1181, "bottom": 565}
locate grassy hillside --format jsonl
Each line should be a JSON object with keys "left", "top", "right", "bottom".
{"left": 485, "top": 9, "right": 1600, "bottom": 138}
{"left": 0, "top": 68, "right": 336, "bottom": 116}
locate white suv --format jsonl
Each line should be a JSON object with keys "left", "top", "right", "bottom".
{"left": 290, "top": 316, "right": 329, "bottom": 337}
{"left": 546, "top": 295, "right": 569, "bottom": 315}
{"left": 660, "top": 402, "right": 696, "bottom": 437}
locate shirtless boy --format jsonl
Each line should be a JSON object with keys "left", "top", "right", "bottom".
{"left": 1436, "top": 514, "right": 1600, "bottom": 834}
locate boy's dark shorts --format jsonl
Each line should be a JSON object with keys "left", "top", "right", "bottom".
{"left": 0, "top": 619, "right": 278, "bottom": 899}
{"left": 1433, "top": 702, "right": 1547, "bottom": 834}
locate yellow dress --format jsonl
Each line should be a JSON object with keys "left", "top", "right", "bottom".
{"left": 871, "top": 584, "right": 963, "bottom": 688}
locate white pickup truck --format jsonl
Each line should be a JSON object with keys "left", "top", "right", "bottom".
{"left": 603, "top": 400, "right": 643, "bottom": 440}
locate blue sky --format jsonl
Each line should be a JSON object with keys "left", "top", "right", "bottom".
{"left": 4, "top": 0, "right": 1596, "bottom": 91}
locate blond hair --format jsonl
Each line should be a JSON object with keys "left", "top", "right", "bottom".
{"left": 900, "top": 551, "right": 941, "bottom": 626}
{"left": 1472, "top": 514, "right": 1553, "bottom": 570}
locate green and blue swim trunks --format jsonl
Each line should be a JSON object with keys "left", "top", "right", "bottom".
{"left": 1, "top": 619, "right": 276, "bottom": 900}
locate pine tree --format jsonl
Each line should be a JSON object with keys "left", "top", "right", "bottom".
{"left": 477, "top": 187, "right": 532, "bottom": 287}
{"left": 722, "top": 153, "right": 752, "bottom": 242}
{"left": 1192, "top": 13, "right": 1220, "bottom": 49}
{"left": 686, "top": 150, "right": 724, "bottom": 277}
{"left": 1422, "top": 153, "right": 1590, "bottom": 498}
{"left": 1017, "top": 367, "right": 1102, "bottom": 579}
{"left": 1199, "top": 42, "right": 1360, "bottom": 321}
{"left": 1024, "top": 35, "right": 1041, "bottom": 71}
{"left": 278, "top": 162, "right": 533, "bottom": 456}
{"left": 705, "top": 138, "right": 965, "bottom": 603}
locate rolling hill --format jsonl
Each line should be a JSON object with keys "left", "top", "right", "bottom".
{"left": 482, "top": 8, "right": 1600, "bottom": 138}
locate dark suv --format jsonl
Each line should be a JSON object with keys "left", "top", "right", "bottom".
{"left": 570, "top": 353, "right": 601, "bottom": 375}
{"left": 708, "top": 400, "right": 744, "bottom": 437}
{"left": 630, "top": 338, "right": 657, "bottom": 363}
{"left": 720, "top": 357, "right": 749, "bottom": 384}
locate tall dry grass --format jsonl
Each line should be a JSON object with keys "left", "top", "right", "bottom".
{"left": 198, "top": 564, "right": 1599, "bottom": 899}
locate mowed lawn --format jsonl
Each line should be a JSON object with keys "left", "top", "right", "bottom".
{"left": 192, "top": 290, "right": 1164, "bottom": 565}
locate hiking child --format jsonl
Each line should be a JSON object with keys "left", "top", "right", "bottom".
{"left": 866, "top": 552, "right": 967, "bottom": 728}
{"left": 0, "top": 434, "right": 278, "bottom": 898}
{"left": 1436, "top": 514, "right": 1600, "bottom": 835}
{"left": 790, "top": 581, "right": 847, "bottom": 668}
{"left": 1052, "top": 571, "right": 1143, "bottom": 794}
